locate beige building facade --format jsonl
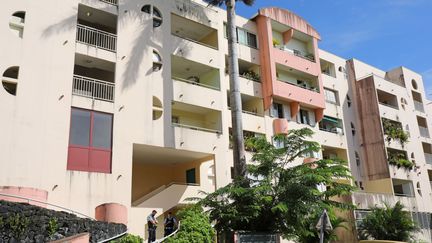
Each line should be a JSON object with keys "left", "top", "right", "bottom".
{"left": 0, "top": 0, "right": 431, "bottom": 241}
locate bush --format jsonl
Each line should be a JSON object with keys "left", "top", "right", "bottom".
{"left": 165, "top": 205, "right": 215, "bottom": 243}
{"left": 112, "top": 233, "right": 143, "bottom": 243}
{"left": 47, "top": 218, "right": 58, "bottom": 236}
{"left": 7, "top": 213, "right": 30, "bottom": 238}
{"left": 358, "top": 201, "right": 418, "bottom": 241}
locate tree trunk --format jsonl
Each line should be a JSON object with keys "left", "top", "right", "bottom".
{"left": 226, "top": 0, "right": 246, "bottom": 178}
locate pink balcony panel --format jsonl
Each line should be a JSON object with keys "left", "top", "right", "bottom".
{"left": 95, "top": 203, "right": 127, "bottom": 224}
{"left": 273, "top": 118, "right": 289, "bottom": 135}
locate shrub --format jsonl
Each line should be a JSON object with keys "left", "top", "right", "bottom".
{"left": 165, "top": 205, "right": 215, "bottom": 243}
{"left": 358, "top": 201, "right": 418, "bottom": 241}
{"left": 47, "top": 218, "right": 58, "bottom": 236}
{"left": 113, "top": 233, "right": 143, "bottom": 243}
{"left": 7, "top": 213, "right": 30, "bottom": 238}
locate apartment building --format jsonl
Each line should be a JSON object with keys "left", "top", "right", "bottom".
{"left": 0, "top": 0, "right": 430, "bottom": 241}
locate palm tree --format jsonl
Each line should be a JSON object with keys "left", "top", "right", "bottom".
{"left": 204, "top": 0, "right": 255, "bottom": 179}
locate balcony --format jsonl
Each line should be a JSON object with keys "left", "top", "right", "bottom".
{"left": 76, "top": 24, "right": 117, "bottom": 52}
{"left": 319, "top": 116, "right": 343, "bottom": 135}
{"left": 414, "top": 101, "right": 425, "bottom": 113}
{"left": 171, "top": 13, "right": 218, "bottom": 50}
{"left": 172, "top": 55, "right": 220, "bottom": 91}
{"left": 276, "top": 64, "right": 320, "bottom": 93}
{"left": 377, "top": 89, "right": 398, "bottom": 110}
{"left": 351, "top": 191, "right": 417, "bottom": 210}
{"left": 72, "top": 54, "right": 115, "bottom": 102}
{"left": 417, "top": 116, "right": 430, "bottom": 138}
{"left": 412, "top": 90, "right": 424, "bottom": 113}
{"left": 172, "top": 101, "right": 222, "bottom": 138}
{"left": 271, "top": 25, "right": 316, "bottom": 63}
{"left": 425, "top": 153, "right": 432, "bottom": 165}
{"left": 76, "top": 4, "right": 117, "bottom": 55}
{"left": 72, "top": 75, "right": 114, "bottom": 102}
{"left": 393, "top": 179, "right": 415, "bottom": 197}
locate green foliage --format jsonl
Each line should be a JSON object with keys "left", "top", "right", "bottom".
{"left": 296, "top": 209, "right": 347, "bottom": 243}
{"left": 47, "top": 218, "right": 58, "bottom": 236}
{"left": 272, "top": 39, "right": 280, "bottom": 47}
{"left": 165, "top": 205, "right": 215, "bottom": 243}
{"left": 112, "top": 234, "right": 143, "bottom": 243}
{"left": 241, "top": 70, "right": 260, "bottom": 82}
{"left": 358, "top": 201, "right": 418, "bottom": 241}
{"left": 6, "top": 213, "right": 30, "bottom": 237}
{"left": 388, "top": 151, "right": 414, "bottom": 170}
{"left": 204, "top": 0, "right": 255, "bottom": 7}
{"left": 198, "top": 128, "right": 355, "bottom": 240}
{"left": 382, "top": 118, "right": 409, "bottom": 147}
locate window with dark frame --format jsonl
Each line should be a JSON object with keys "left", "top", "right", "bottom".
{"left": 67, "top": 108, "right": 113, "bottom": 173}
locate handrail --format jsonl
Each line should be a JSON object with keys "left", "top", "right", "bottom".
{"left": 99, "top": 0, "right": 118, "bottom": 6}
{"left": 173, "top": 122, "right": 221, "bottom": 134}
{"left": 173, "top": 76, "right": 220, "bottom": 91}
{"left": 378, "top": 102, "right": 398, "bottom": 110}
{"left": 277, "top": 78, "right": 319, "bottom": 93}
{"left": 172, "top": 33, "right": 218, "bottom": 50}
{"left": 0, "top": 192, "right": 128, "bottom": 243}
{"left": 72, "top": 75, "right": 115, "bottom": 102}
{"left": 132, "top": 182, "right": 200, "bottom": 206}
{"left": 76, "top": 24, "right": 117, "bottom": 52}
{"left": 154, "top": 221, "right": 181, "bottom": 243}
{"left": 0, "top": 192, "right": 94, "bottom": 219}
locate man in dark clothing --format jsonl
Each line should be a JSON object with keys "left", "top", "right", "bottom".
{"left": 147, "top": 210, "right": 158, "bottom": 243}
{"left": 164, "top": 212, "right": 177, "bottom": 237}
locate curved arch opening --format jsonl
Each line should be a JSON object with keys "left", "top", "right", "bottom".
{"left": 2, "top": 66, "right": 19, "bottom": 95}
{"left": 9, "top": 11, "right": 25, "bottom": 38}
{"left": 152, "top": 96, "right": 163, "bottom": 120}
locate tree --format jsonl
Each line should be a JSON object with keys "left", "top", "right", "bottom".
{"left": 358, "top": 201, "right": 418, "bottom": 241}
{"left": 198, "top": 128, "right": 355, "bottom": 240}
{"left": 204, "top": 0, "right": 255, "bottom": 178}
{"left": 165, "top": 205, "right": 215, "bottom": 243}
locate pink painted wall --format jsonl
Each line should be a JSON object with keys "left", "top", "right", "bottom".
{"left": 95, "top": 202, "right": 128, "bottom": 225}
{"left": 256, "top": 9, "right": 326, "bottom": 114}
{"left": 0, "top": 186, "right": 48, "bottom": 208}
{"left": 273, "top": 118, "right": 289, "bottom": 135}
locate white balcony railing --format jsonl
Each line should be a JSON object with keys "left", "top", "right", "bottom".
{"left": 414, "top": 101, "right": 425, "bottom": 113}
{"left": 173, "top": 122, "right": 221, "bottom": 134}
{"left": 76, "top": 24, "right": 117, "bottom": 52}
{"left": 72, "top": 75, "right": 114, "bottom": 102}
{"left": 172, "top": 76, "right": 220, "bottom": 91}
{"left": 99, "top": 0, "right": 118, "bottom": 6}
{"left": 425, "top": 153, "right": 432, "bottom": 165}
{"left": 419, "top": 126, "right": 430, "bottom": 138}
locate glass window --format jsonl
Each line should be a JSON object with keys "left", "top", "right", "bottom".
{"left": 299, "top": 109, "right": 309, "bottom": 125}
{"left": 324, "top": 88, "right": 338, "bottom": 104}
{"left": 247, "top": 32, "right": 257, "bottom": 48}
{"left": 70, "top": 109, "right": 91, "bottom": 146}
{"left": 237, "top": 28, "right": 247, "bottom": 45}
{"left": 92, "top": 112, "right": 113, "bottom": 149}
{"left": 271, "top": 103, "right": 283, "bottom": 118}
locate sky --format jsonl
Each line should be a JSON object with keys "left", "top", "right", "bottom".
{"left": 234, "top": 0, "right": 432, "bottom": 98}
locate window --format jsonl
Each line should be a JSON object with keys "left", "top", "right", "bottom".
{"left": 270, "top": 102, "right": 284, "bottom": 118}
{"left": 223, "top": 23, "right": 258, "bottom": 48}
{"left": 324, "top": 88, "right": 339, "bottom": 105}
{"left": 141, "top": 5, "right": 162, "bottom": 27}
{"left": 152, "top": 50, "right": 162, "bottom": 71}
{"left": 412, "top": 79, "right": 418, "bottom": 90}
{"left": 9, "top": 11, "right": 25, "bottom": 38}
{"left": 351, "top": 122, "right": 356, "bottom": 136}
{"left": 2, "top": 66, "right": 19, "bottom": 95}
{"left": 67, "top": 108, "right": 113, "bottom": 173}
{"left": 355, "top": 152, "right": 360, "bottom": 166}
{"left": 347, "top": 95, "right": 352, "bottom": 107}
{"left": 272, "top": 136, "right": 285, "bottom": 149}
{"left": 299, "top": 109, "right": 310, "bottom": 125}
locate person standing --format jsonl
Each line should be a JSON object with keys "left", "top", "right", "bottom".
{"left": 147, "top": 210, "right": 158, "bottom": 243}
{"left": 164, "top": 212, "right": 177, "bottom": 237}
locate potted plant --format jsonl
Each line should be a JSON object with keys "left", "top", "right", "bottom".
{"left": 358, "top": 202, "right": 418, "bottom": 243}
